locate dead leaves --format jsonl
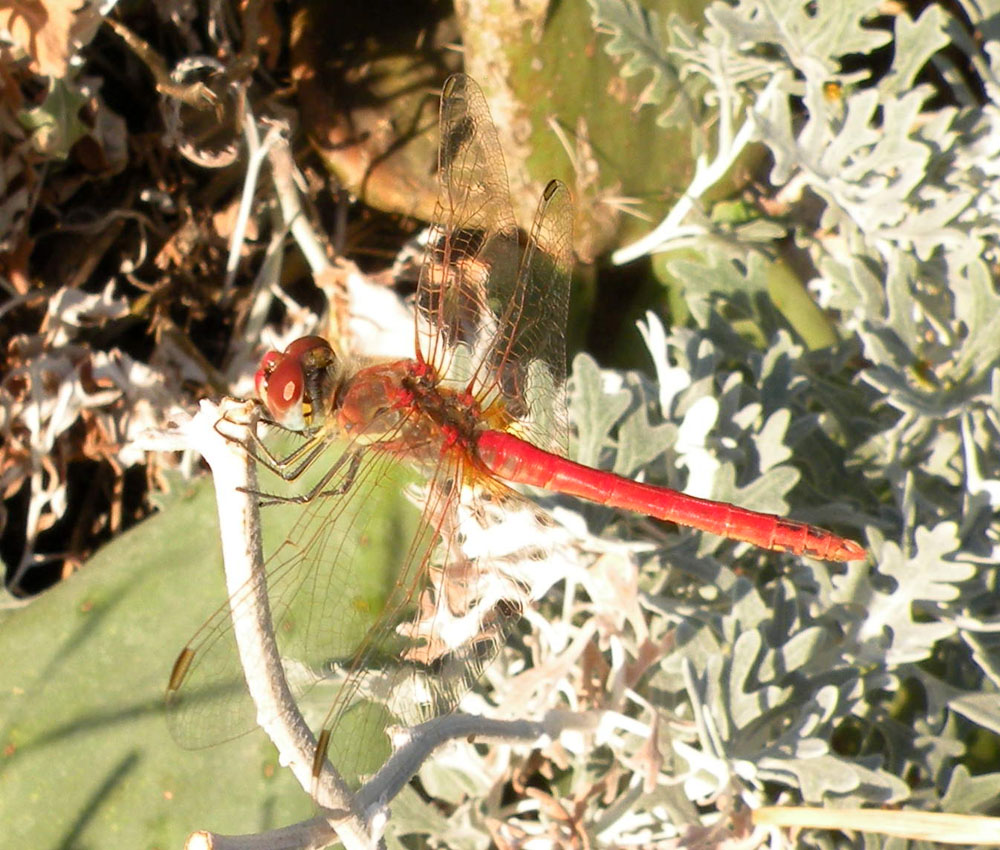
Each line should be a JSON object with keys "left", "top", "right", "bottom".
{"left": 0, "top": 0, "right": 101, "bottom": 79}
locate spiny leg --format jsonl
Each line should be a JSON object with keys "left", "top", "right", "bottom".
{"left": 243, "top": 450, "right": 364, "bottom": 506}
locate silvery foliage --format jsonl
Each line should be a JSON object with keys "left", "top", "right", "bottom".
{"left": 581, "top": 0, "right": 1000, "bottom": 820}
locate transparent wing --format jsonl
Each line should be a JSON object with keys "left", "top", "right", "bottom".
{"left": 166, "top": 416, "right": 554, "bottom": 786}
{"left": 417, "top": 74, "right": 574, "bottom": 456}
{"left": 169, "top": 74, "right": 576, "bottom": 786}
{"left": 316, "top": 450, "right": 557, "bottom": 786}
{"left": 478, "top": 179, "right": 574, "bottom": 457}
{"left": 164, "top": 419, "right": 426, "bottom": 750}
{"left": 416, "top": 72, "right": 518, "bottom": 376}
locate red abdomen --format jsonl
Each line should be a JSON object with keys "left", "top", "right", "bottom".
{"left": 475, "top": 429, "right": 865, "bottom": 562}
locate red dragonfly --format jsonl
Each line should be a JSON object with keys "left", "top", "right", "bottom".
{"left": 166, "top": 74, "right": 865, "bottom": 786}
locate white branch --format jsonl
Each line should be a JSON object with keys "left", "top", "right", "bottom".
{"left": 182, "top": 711, "right": 599, "bottom": 849}
{"left": 268, "top": 135, "right": 333, "bottom": 278}
{"left": 224, "top": 110, "right": 285, "bottom": 293}
{"left": 183, "top": 817, "right": 338, "bottom": 850}
{"left": 183, "top": 399, "right": 373, "bottom": 850}
{"left": 356, "top": 711, "right": 600, "bottom": 815}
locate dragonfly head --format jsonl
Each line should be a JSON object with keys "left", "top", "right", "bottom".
{"left": 254, "top": 336, "right": 340, "bottom": 433}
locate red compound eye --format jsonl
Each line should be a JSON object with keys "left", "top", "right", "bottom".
{"left": 253, "top": 337, "right": 335, "bottom": 430}
{"left": 254, "top": 347, "right": 306, "bottom": 426}
{"left": 283, "top": 335, "right": 331, "bottom": 361}
{"left": 262, "top": 354, "right": 306, "bottom": 422}
{"left": 254, "top": 350, "right": 282, "bottom": 401}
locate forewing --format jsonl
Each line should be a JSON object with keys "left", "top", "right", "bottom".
{"left": 417, "top": 73, "right": 519, "bottom": 381}
{"left": 164, "top": 421, "right": 426, "bottom": 750}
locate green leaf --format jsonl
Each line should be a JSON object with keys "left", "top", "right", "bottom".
{"left": 708, "top": 0, "right": 891, "bottom": 63}
{"left": 940, "top": 766, "right": 1000, "bottom": 815}
{"left": 615, "top": 373, "right": 675, "bottom": 478}
{"left": 949, "top": 694, "right": 1000, "bottom": 737}
{"left": 587, "top": 0, "right": 700, "bottom": 128}
{"left": 0, "top": 478, "right": 312, "bottom": 850}
{"left": 18, "top": 78, "right": 89, "bottom": 158}
{"left": 878, "top": 4, "right": 951, "bottom": 95}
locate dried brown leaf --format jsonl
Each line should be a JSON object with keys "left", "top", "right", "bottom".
{"left": 0, "top": 0, "right": 101, "bottom": 78}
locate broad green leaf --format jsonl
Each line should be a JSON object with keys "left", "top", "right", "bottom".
{"left": 0, "top": 464, "right": 420, "bottom": 849}
{"left": 0, "top": 478, "right": 311, "bottom": 849}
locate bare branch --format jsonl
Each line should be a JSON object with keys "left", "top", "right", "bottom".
{"left": 182, "top": 817, "right": 337, "bottom": 850}
{"left": 182, "top": 399, "right": 373, "bottom": 850}
{"left": 357, "top": 710, "right": 601, "bottom": 814}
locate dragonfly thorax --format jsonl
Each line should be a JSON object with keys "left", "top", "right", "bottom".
{"left": 335, "top": 358, "right": 485, "bottom": 454}
{"left": 401, "top": 362, "right": 484, "bottom": 446}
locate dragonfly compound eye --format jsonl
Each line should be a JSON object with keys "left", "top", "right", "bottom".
{"left": 262, "top": 353, "right": 307, "bottom": 427}
{"left": 254, "top": 350, "right": 283, "bottom": 401}
{"left": 257, "top": 336, "right": 338, "bottom": 432}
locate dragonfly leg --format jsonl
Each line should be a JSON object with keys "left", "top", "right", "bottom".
{"left": 247, "top": 431, "right": 333, "bottom": 481}
{"left": 215, "top": 406, "right": 336, "bottom": 481}
{"left": 243, "top": 450, "right": 363, "bottom": 506}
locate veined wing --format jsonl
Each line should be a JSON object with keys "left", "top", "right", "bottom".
{"left": 164, "top": 413, "right": 427, "bottom": 750}
{"left": 476, "top": 178, "right": 573, "bottom": 457}
{"left": 314, "top": 446, "right": 560, "bottom": 787}
{"left": 416, "top": 74, "right": 574, "bottom": 457}
{"left": 165, "top": 409, "right": 555, "bottom": 786}
{"left": 416, "top": 72, "right": 518, "bottom": 378}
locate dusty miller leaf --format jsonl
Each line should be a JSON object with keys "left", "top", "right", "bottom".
{"left": 587, "top": 0, "right": 700, "bottom": 128}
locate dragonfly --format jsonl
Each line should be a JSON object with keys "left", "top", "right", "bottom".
{"left": 166, "top": 73, "right": 865, "bottom": 788}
